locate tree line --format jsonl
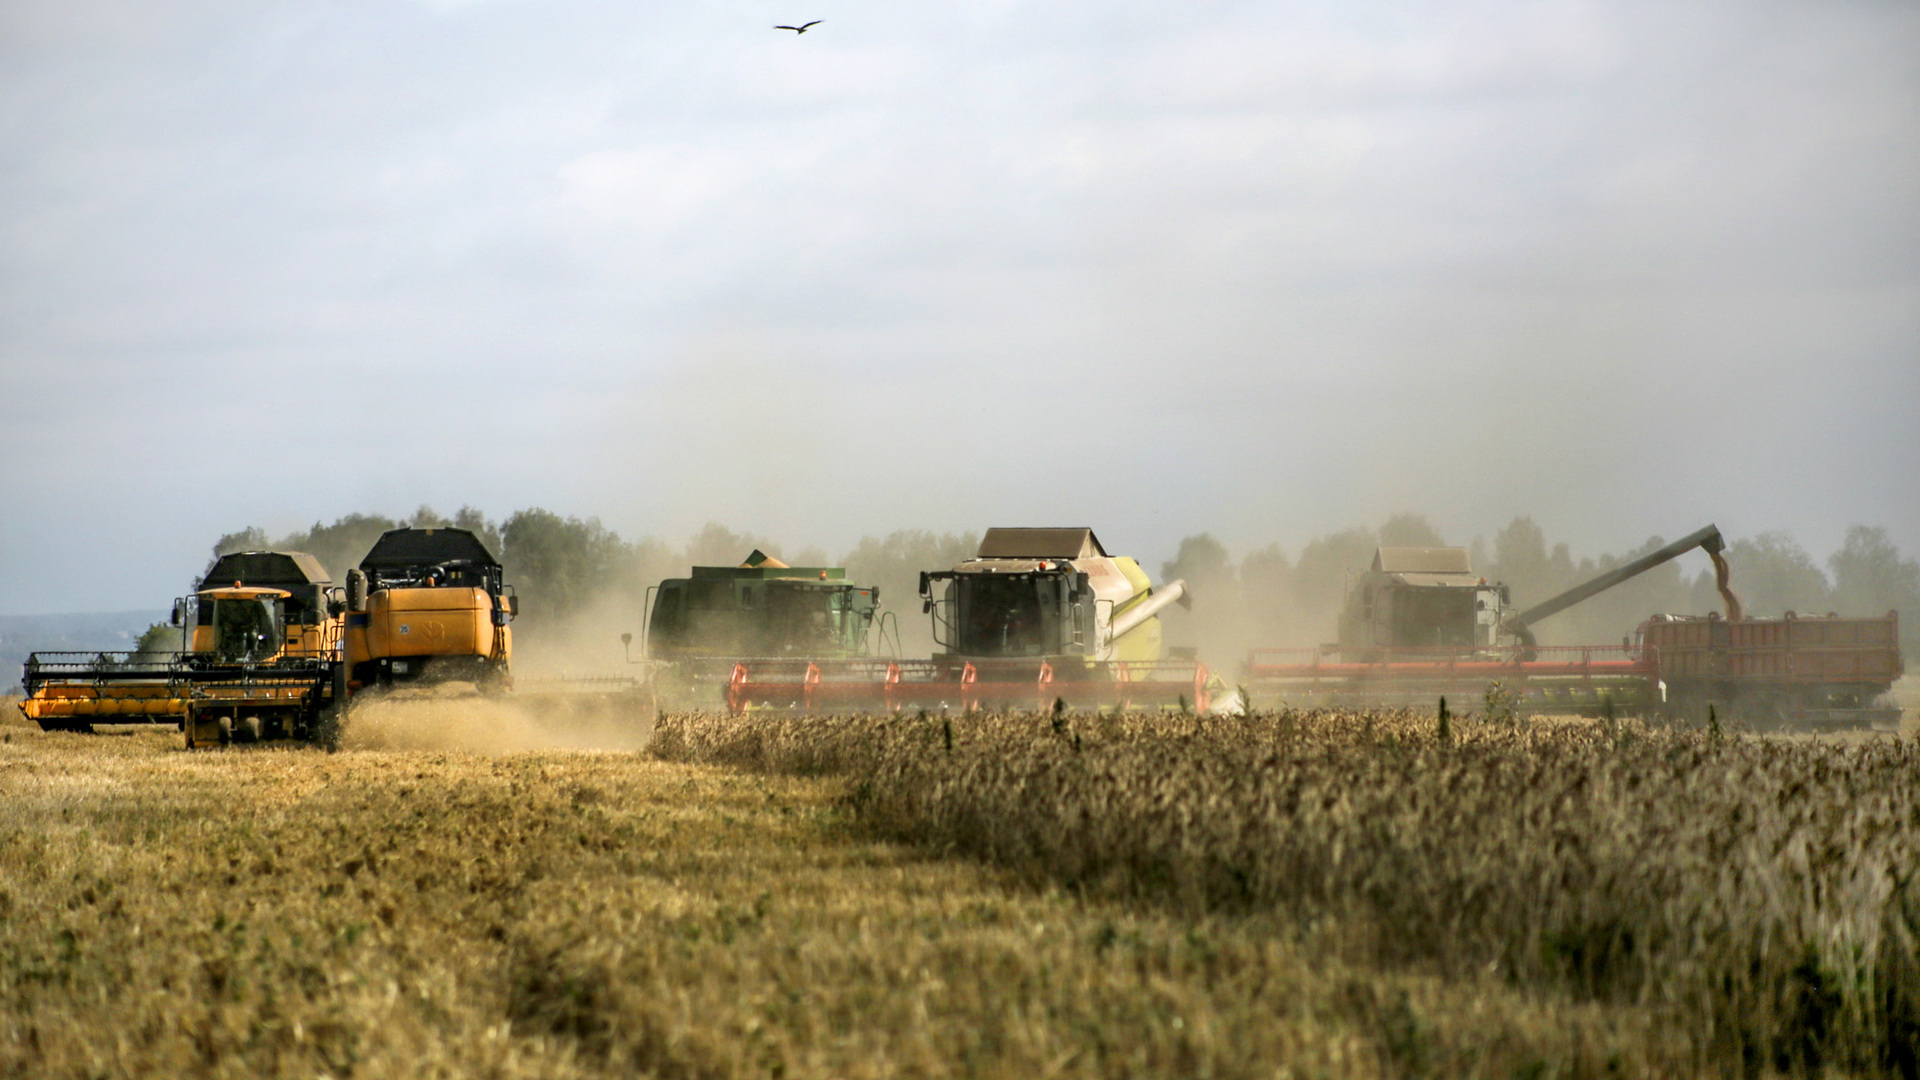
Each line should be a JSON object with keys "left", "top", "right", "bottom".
{"left": 205, "top": 509, "right": 978, "bottom": 658}
{"left": 186, "top": 508, "right": 1918, "bottom": 667}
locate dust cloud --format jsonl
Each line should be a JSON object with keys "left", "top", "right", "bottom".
{"left": 338, "top": 684, "right": 653, "bottom": 754}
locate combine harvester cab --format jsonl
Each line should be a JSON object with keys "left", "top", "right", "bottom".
{"left": 724, "top": 528, "right": 1205, "bottom": 714}
{"left": 640, "top": 550, "right": 881, "bottom": 708}
{"left": 19, "top": 550, "right": 346, "bottom": 747}
{"left": 343, "top": 526, "right": 516, "bottom": 695}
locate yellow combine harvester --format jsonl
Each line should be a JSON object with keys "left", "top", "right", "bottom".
{"left": 18, "top": 551, "right": 346, "bottom": 746}
{"left": 338, "top": 526, "right": 662, "bottom": 724}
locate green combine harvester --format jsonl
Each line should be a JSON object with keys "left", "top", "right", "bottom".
{"left": 715, "top": 528, "right": 1207, "bottom": 714}
{"left": 638, "top": 550, "right": 886, "bottom": 706}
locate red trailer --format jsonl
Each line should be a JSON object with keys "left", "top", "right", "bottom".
{"left": 1639, "top": 611, "right": 1903, "bottom": 729}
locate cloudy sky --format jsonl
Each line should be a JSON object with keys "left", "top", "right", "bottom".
{"left": 1, "top": 0, "right": 1915, "bottom": 614}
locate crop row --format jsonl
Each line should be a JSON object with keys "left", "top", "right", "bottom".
{"left": 652, "top": 708, "right": 1920, "bottom": 1076}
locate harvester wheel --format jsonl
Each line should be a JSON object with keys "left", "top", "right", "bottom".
{"left": 217, "top": 716, "right": 233, "bottom": 747}
{"left": 238, "top": 715, "right": 263, "bottom": 744}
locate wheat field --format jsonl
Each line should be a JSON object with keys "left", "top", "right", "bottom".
{"left": 2, "top": 695, "right": 1915, "bottom": 1078}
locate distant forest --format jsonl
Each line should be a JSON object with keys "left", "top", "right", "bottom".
{"left": 188, "top": 508, "right": 1919, "bottom": 669}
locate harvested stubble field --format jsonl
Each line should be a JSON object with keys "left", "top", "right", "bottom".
{"left": 1, "top": 697, "right": 1916, "bottom": 1079}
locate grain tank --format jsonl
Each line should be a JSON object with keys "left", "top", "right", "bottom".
{"left": 645, "top": 550, "right": 880, "bottom": 662}
{"left": 1335, "top": 547, "right": 1508, "bottom": 658}
{"left": 344, "top": 527, "right": 516, "bottom": 691}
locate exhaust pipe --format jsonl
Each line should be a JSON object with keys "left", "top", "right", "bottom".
{"left": 1110, "top": 579, "right": 1193, "bottom": 642}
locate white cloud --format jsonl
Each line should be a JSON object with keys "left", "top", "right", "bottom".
{"left": 0, "top": 0, "right": 1915, "bottom": 612}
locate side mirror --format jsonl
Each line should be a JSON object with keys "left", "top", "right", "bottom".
{"left": 170, "top": 599, "right": 185, "bottom": 627}
{"left": 507, "top": 595, "right": 519, "bottom": 617}
{"left": 621, "top": 632, "right": 633, "bottom": 646}
{"left": 918, "top": 571, "right": 930, "bottom": 599}
{"left": 922, "top": 599, "right": 932, "bottom": 614}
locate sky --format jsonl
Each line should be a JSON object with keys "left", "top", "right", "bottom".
{"left": 1, "top": 0, "right": 1915, "bottom": 615}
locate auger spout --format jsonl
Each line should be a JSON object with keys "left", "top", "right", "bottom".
{"left": 1505, "top": 524, "right": 1741, "bottom": 648}
{"left": 1110, "top": 578, "right": 1192, "bottom": 642}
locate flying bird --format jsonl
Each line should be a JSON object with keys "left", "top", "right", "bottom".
{"left": 775, "top": 20, "right": 821, "bottom": 33}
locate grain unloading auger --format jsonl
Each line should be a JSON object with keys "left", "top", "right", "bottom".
{"left": 18, "top": 551, "right": 347, "bottom": 746}
{"left": 1501, "top": 524, "right": 1742, "bottom": 652}
{"left": 723, "top": 528, "right": 1208, "bottom": 713}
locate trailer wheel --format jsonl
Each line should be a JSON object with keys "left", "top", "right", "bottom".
{"left": 218, "top": 716, "right": 233, "bottom": 747}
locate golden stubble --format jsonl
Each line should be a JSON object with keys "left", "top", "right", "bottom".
{"left": 3, "top": 699, "right": 1905, "bottom": 1078}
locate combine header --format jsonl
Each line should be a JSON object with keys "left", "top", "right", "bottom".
{"left": 18, "top": 551, "right": 346, "bottom": 745}
{"left": 1246, "top": 524, "right": 1905, "bottom": 728}
{"left": 723, "top": 528, "right": 1206, "bottom": 713}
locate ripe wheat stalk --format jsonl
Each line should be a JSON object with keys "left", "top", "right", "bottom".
{"left": 653, "top": 707, "right": 1920, "bottom": 1074}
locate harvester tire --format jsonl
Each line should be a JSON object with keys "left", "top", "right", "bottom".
{"left": 238, "top": 716, "right": 263, "bottom": 744}
{"left": 217, "top": 716, "right": 233, "bottom": 747}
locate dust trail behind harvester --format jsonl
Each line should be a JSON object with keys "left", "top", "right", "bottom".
{"left": 338, "top": 685, "right": 653, "bottom": 753}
